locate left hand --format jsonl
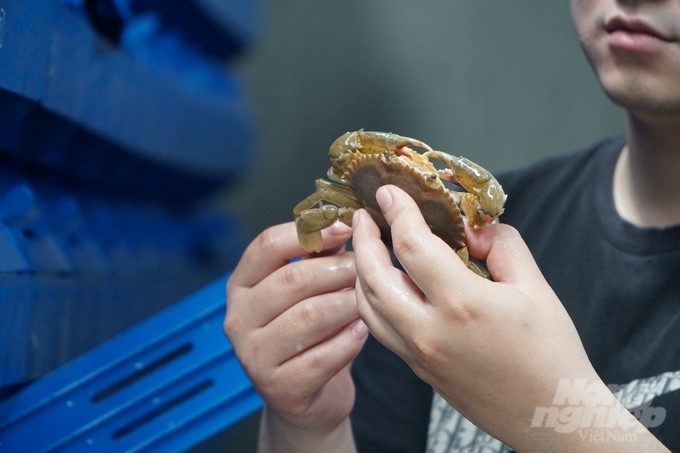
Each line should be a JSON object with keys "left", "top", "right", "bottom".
{"left": 351, "top": 185, "right": 663, "bottom": 452}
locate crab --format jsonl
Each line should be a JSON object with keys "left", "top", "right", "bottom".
{"left": 293, "top": 130, "right": 507, "bottom": 277}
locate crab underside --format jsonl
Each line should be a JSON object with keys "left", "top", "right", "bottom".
{"left": 346, "top": 153, "right": 465, "bottom": 251}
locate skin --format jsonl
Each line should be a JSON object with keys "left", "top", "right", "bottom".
{"left": 352, "top": 188, "right": 668, "bottom": 452}
{"left": 571, "top": 0, "right": 680, "bottom": 227}
{"left": 225, "top": 222, "right": 365, "bottom": 453}
{"left": 225, "top": 0, "right": 679, "bottom": 450}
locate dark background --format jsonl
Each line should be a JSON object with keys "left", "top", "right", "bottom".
{"left": 226, "top": 0, "right": 622, "bottom": 239}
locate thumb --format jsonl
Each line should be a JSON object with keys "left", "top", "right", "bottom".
{"left": 465, "top": 223, "right": 546, "bottom": 286}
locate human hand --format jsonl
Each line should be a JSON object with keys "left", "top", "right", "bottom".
{"left": 351, "top": 185, "right": 667, "bottom": 452}
{"left": 224, "top": 221, "right": 367, "bottom": 452}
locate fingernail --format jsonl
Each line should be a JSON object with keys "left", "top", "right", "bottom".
{"left": 353, "top": 209, "right": 367, "bottom": 228}
{"left": 352, "top": 319, "right": 369, "bottom": 338}
{"left": 330, "top": 221, "right": 352, "bottom": 235}
{"left": 376, "top": 186, "right": 393, "bottom": 213}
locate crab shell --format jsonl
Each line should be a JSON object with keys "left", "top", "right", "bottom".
{"left": 340, "top": 151, "right": 466, "bottom": 252}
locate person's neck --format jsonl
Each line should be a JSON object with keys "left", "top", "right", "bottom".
{"left": 613, "top": 112, "right": 680, "bottom": 228}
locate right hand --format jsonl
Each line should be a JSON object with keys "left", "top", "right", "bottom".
{"left": 224, "top": 221, "right": 368, "bottom": 438}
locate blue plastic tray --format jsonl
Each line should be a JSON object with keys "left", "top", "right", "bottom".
{"left": 0, "top": 275, "right": 263, "bottom": 452}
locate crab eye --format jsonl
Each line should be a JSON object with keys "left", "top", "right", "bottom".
{"left": 429, "top": 173, "right": 437, "bottom": 180}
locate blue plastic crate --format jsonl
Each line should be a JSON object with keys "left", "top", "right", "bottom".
{"left": 0, "top": 2, "right": 260, "bottom": 447}
{"left": 86, "top": 0, "right": 260, "bottom": 60}
{"left": 0, "top": 275, "right": 263, "bottom": 452}
{"left": 0, "top": 170, "right": 247, "bottom": 391}
{"left": 0, "top": 0, "right": 257, "bottom": 200}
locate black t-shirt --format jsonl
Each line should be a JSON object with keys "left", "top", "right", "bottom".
{"left": 350, "top": 137, "right": 680, "bottom": 452}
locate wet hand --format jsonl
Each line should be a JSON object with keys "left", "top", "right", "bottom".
{"left": 225, "top": 221, "right": 367, "bottom": 436}
{"left": 351, "top": 185, "right": 606, "bottom": 449}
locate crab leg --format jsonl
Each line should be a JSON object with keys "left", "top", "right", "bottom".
{"left": 328, "top": 130, "right": 436, "bottom": 182}
{"left": 293, "top": 180, "right": 363, "bottom": 215}
{"left": 295, "top": 205, "right": 355, "bottom": 252}
{"left": 293, "top": 179, "right": 361, "bottom": 252}
{"left": 424, "top": 151, "right": 507, "bottom": 227}
{"left": 330, "top": 130, "right": 432, "bottom": 159}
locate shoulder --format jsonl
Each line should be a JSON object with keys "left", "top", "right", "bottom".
{"left": 497, "top": 136, "right": 624, "bottom": 218}
{"left": 497, "top": 136, "right": 624, "bottom": 195}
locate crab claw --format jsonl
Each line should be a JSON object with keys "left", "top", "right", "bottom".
{"left": 425, "top": 151, "right": 506, "bottom": 227}
{"left": 329, "top": 130, "right": 433, "bottom": 161}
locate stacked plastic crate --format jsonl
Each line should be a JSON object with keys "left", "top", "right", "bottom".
{"left": 0, "top": 0, "right": 262, "bottom": 450}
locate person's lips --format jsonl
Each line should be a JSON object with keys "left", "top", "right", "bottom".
{"left": 605, "top": 16, "right": 676, "bottom": 52}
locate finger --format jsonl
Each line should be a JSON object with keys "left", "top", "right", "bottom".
{"left": 374, "top": 185, "right": 481, "bottom": 304}
{"left": 226, "top": 221, "right": 353, "bottom": 328}
{"left": 230, "top": 221, "right": 352, "bottom": 290}
{"left": 276, "top": 317, "right": 369, "bottom": 395}
{"left": 232, "top": 252, "right": 357, "bottom": 329}
{"left": 351, "top": 208, "right": 428, "bottom": 344}
{"left": 464, "top": 223, "right": 546, "bottom": 286}
{"left": 259, "top": 288, "right": 360, "bottom": 366}
{"left": 354, "top": 277, "right": 412, "bottom": 358}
